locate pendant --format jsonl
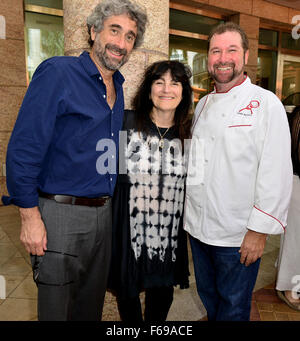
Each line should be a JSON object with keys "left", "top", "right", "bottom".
{"left": 159, "top": 139, "right": 164, "bottom": 149}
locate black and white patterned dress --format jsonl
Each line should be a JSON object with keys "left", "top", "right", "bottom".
{"left": 109, "top": 110, "right": 189, "bottom": 299}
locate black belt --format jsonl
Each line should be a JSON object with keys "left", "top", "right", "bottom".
{"left": 39, "top": 191, "right": 110, "bottom": 207}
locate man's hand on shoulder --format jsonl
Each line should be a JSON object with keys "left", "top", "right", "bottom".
{"left": 239, "top": 229, "right": 267, "bottom": 266}
{"left": 19, "top": 207, "right": 47, "bottom": 256}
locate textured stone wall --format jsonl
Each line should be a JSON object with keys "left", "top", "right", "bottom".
{"left": 63, "top": 0, "right": 169, "bottom": 109}
{"left": 0, "top": 0, "right": 27, "bottom": 201}
{"left": 230, "top": 13, "right": 260, "bottom": 84}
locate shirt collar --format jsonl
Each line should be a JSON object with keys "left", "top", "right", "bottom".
{"left": 79, "top": 50, "right": 125, "bottom": 85}
{"left": 212, "top": 76, "right": 251, "bottom": 96}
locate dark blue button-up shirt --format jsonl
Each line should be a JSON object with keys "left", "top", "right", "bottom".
{"left": 2, "top": 51, "right": 125, "bottom": 208}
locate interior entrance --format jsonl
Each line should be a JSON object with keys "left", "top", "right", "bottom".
{"left": 277, "top": 54, "right": 300, "bottom": 111}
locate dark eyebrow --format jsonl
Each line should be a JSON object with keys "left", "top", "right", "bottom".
{"left": 210, "top": 44, "right": 239, "bottom": 51}
{"left": 110, "top": 24, "right": 122, "bottom": 30}
{"left": 110, "top": 24, "right": 136, "bottom": 38}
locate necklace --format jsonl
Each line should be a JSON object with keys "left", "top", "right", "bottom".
{"left": 154, "top": 123, "right": 170, "bottom": 149}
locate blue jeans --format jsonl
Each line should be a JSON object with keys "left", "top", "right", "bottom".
{"left": 189, "top": 236, "right": 260, "bottom": 321}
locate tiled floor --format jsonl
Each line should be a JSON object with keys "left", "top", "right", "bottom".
{"left": 251, "top": 283, "right": 300, "bottom": 321}
{"left": 0, "top": 204, "right": 299, "bottom": 321}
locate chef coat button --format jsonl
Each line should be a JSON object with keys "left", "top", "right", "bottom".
{"left": 222, "top": 113, "right": 225, "bottom": 117}
{"left": 211, "top": 136, "right": 215, "bottom": 140}
{"left": 205, "top": 159, "right": 208, "bottom": 163}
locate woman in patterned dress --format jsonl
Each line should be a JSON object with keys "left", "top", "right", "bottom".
{"left": 109, "top": 60, "right": 193, "bottom": 321}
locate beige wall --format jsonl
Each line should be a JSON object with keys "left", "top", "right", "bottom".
{"left": 63, "top": 0, "right": 169, "bottom": 109}
{"left": 0, "top": 0, "right": 27, "bottom": 201}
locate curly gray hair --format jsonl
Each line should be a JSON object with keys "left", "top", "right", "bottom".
{"left": 87, "top": 0, "right": 147, "bottom": 48}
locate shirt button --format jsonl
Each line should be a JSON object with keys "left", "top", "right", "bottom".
{"left": 103, "top": 94, "right": 106, "bottom": 98}
{"left": 111, "top": 133, "right": 114, "bottom": 137}
{"left": 112, "top": 155, "right": 115, "bottom": 159}
{"left": 99, "top": 76, "right": 102, "bottom": 81}
{"left": 110, "top": 177, "right": 113, "bottom": 181}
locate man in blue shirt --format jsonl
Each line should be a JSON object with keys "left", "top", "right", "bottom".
{"left": 2, "top": 0, "right": 147, "bottom": 321}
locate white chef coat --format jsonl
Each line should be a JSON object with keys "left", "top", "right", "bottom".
{"left": 184, "top": 76, "right": 293, "bottom": 247}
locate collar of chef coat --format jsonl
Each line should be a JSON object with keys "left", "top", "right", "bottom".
{"left": 211, "top": 75, "right": 250, "bottom": 97}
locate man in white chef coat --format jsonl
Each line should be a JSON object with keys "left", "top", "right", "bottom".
{"left": 184, "top": 22, "right": 293, "bottom": 321}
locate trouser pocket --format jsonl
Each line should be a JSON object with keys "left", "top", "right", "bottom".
{"left": 31, "top": 250, "right": 78, "bottom": 286}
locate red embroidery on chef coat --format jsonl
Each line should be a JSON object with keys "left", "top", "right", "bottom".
{"left": 238, "top": 100, "right": 260, "bottom": 115}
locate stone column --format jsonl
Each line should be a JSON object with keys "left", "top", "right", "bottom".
{"left": 63, "top": 0, "right": 169, "bottom": 108}
{"left": 230, "top": 13, "right": 260, "bottom": 84}
{"left": 0, "top": 0, "right": 27, "bottom": 202}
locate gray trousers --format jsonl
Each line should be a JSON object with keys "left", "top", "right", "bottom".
{"left": 31, "top": 197, "right": 112, "bottom": 321}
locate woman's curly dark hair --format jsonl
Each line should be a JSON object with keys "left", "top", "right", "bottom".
{"left": 132, "top": 60, "right": 193, "bottom": 144}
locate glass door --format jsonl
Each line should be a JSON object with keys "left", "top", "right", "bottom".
{"left": 277, "top": 54, "right": 300, "bottom": 112}
{"left": 24, "top": 1, "right": 64, "bottom": 84}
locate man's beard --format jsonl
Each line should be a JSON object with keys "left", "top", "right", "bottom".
{"left": 94, "top": 41, "right": 128, "bottom": 71}
{"left": 209, "top": 61, "right": 244, "bottom": 84}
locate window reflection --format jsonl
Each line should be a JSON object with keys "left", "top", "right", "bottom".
{"left": 24, "top": 0, "right": 63, "bottom": 10}
{"left": 170, "top": 9, "right": 223, "bottom": 36}
{"left": 282, "top": 60, "right": 300, "bottom": 100}
{"left": 282, "top": 32, "right": 300, "bottom": 51}
{"left": 259, "top": 29, "right": 278, "bottom": 47}
{"left": 256, "top": 50, "right": 277, "bottom": 93}
{"left": 25, "top": 12, "right": 64, "bottom": 83}
{"left": 169, "top": 35, "right": 213, "bottom": 105}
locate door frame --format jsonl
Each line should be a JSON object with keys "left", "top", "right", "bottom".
{"left": 276, "top": 53, "right": 300, "bottom": 100}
